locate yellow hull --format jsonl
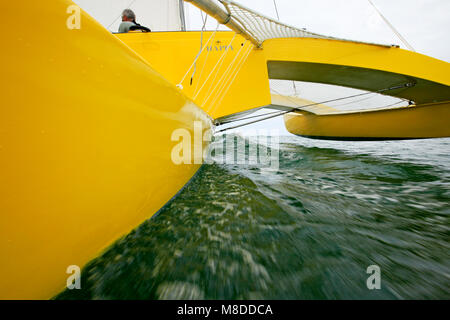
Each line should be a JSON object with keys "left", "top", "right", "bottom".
{"left": 263, "top": 38, "right": 450, "bottom": 105}
{"left": 117, "top": 32, "right": 449, "bottom": 140}
{"left": 284, "top": 101, "right": 450, "bottom": 140}
{"left": 116, "top": 33, "right": 450, "bottom": 111}
{"left": 114, "top": 31, "right": 272, "bottom": 119}
{"left": 0, "top": 0, "right": 211, "bottom": 299}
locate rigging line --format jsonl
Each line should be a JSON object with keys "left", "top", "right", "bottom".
{"left": 204, "top": 48, "right": 248, "bottom": 113}
{"left": 177, "top": 22, "right": 220, "bottom": 88}
{"left": 202, "top": 40, "right": 249, "bottom": 107}
{"left": 220, "top": 82, "right": 335, "bottom": 124}
{"left": 107, "top": 0, "right": 139, "bottom": 31}
{"left": 367, "top": 0, "right": 415, "bottom": 52}
{"left": 217, "top": 109, "right": 283, "bottom": 126}
{"left": 271, "top": 83, "right": 415, "bottom": 111}
{"left": 362, "top": 99, "right": 409, "bottom": 111}
{"left": 324, "top": 92, "right": 377, "bottom": 107}
{"left": 210, "top": 44, "right": 254, "bottom": 113}
{"left": 270, "top": 1, "right": 298, "bottom": 96}
{"left": 204, "top": 41, "right": 249, "bottom": 108}
{"left": 190, "top": 11, "right": 209, "bottom": 85}
{"left": 193, "top": 33, "right": 237, "bottom": 100}
{"left": 219, "top": 87, "right": 415, "bottom": 126}
{"left": 272, "top": 0, "right": 280, "bottom": 21}
{"left": 218, "top": 87, "right": 315, "bottom": 125}
{"left": 215, "top": 44, "right": 254, "bottom": 105}
{"left": 194, "top": 31, "right": 214, "bottom": 94}
{"left": 209, "top": 43, "right": 253, "bottom": 108}
{"left": 215, "top": 82, "right": 415, "bottom": 130}
{"left": 331, "top": 94, "right": 409, "bottom": 108}
{"left": 292, "top": 81, "right": 299, "bottom": 96}
{"left": 270, "top": 84, "right": 411, "bottom": 110}
{"left": 218, "top": 88, "right": 374, "bottom": 125}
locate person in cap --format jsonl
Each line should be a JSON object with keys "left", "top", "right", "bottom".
{"left": 118, "top": 9, "right": 150, "bottom": 33}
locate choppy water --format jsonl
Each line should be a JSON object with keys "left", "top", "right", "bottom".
{"left": 56, "top": 135, "right": 450, "bottom": 300}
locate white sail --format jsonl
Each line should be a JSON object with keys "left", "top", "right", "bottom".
{"left": 73, "top": 0, "right": 185, "bottom": 32}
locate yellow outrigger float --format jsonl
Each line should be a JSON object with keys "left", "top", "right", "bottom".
{"left": 1, "top": 0, "right": 449, "bottom": 299}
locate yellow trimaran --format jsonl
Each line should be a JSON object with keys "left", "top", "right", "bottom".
{"left": 1, "top": 0, "right": 449, "bottom": 299}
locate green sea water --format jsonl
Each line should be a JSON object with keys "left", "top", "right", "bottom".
{"left": 56, "top": 135, "right": 450, "bottom": 300}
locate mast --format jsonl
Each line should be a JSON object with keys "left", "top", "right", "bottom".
{"left": 179, "top": 0, "right": 187, "bottom": 31}
{"left": 184, "top": 0, "right": 261, "bottom": 47}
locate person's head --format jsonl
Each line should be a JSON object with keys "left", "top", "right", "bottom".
{"left": 122, "top": 9, "right": 136, "bottom": 22}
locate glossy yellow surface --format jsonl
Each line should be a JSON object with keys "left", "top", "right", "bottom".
{"left": 267, "top": 38, "right": 449, "bottom": 139}
{"left": 116, "top": 31, "right": 272, "bottom": 119}
{"left": 264, "top": 38, "right": 450, "bottom": 104}
{"left": 265, "top": 39, "right": 450, "bottom": 139}
{"left": 118, "top": 33, "right": 449, "bottom": 140}
{"left": 0, "top": 0, "right": 211, "bottom": 299}
{"left": 284, "top": 102, "right": 450, "bottom": 139}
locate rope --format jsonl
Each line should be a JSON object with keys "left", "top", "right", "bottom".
{"left": 270, "top": 2, "right": 299, "bottom": 99}
{"left": 216, "top": 87, "right": 373, "bottom": 125}
{"left": 215, "top": 82, "right": 415, "bottom": 131}
{"left": 367, "top": 0, "right": 416, "bottom": 51}
{"left": 292, "top": 81, "right": 299, "bottom": 96}
{"left": 190, "top": 11, "right": 208, "bottom": 86}
{"left": 209, "top": 42, "right": 253, "bottom": 108}
{"left": 177, "top": 21, "right": 220, "bottom": 89}
{"left": 193, "top": 33, "right": 237, "bottom": 100}
{"left": 202, "top": 40, "right": 249, "bottom": 107}
{"left": 194, "top": 13, "right": 214, "bottom": 93}
{"left": 361, "top": 99, "right": 409, "bottom": 111}
{"left": 209, "top": 43, "right": 254, "bottom": 114}
{"left": 272, "top": 0, "right": 280, "bottom": 20}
